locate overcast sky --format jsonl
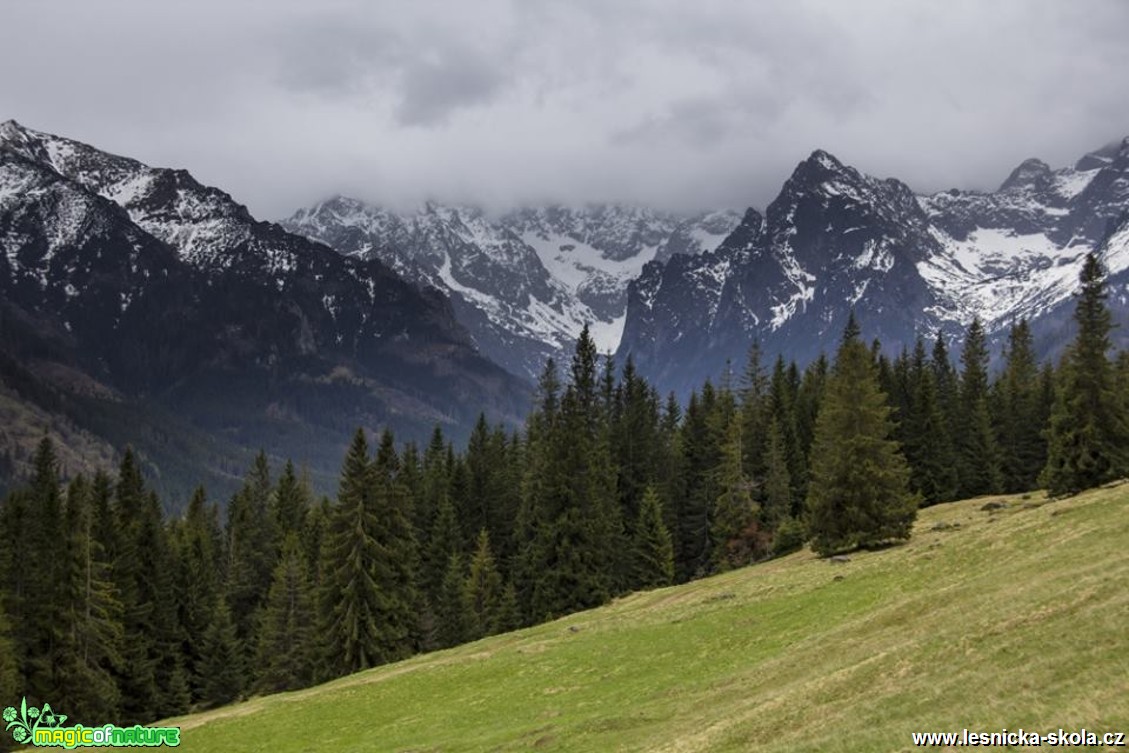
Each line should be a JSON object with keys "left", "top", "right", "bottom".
{"left": 3, "top": 0, "right": 1128, "bottom": 218}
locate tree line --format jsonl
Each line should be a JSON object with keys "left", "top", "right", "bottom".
{"left": 0, "top": 253, "right": 1125, "bottom": 732}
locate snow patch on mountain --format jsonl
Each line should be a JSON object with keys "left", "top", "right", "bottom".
{"left": 919, "top": 227, "right": 1080, "bottom": 324}
{"left": 520, "top": 232, "right": 659, "bottom": 297}
{"left": 1053, "top": 169, "right": 1098, "bottom": 201}
{"left": 284, "top": 199, "right": 740, "bottom": 378}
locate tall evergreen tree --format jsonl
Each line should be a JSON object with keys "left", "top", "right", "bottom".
{"left": 198, "top": 597, "right": 243, "bottom": 707}
{"left": 0, "top": 487, "right": 32, "bottom": 700}
{"left": 273, "top": 460, "right": 311, "bottom": 542}
{"left": 739, "top": 342, "right": 770, "bottom": 480}
{"left": 674, "top": 386, "right": 719, "bottom": 581}
{"left": 371, "top": 430, "right": 421, "bottom": 657}
{"left": 612, "top": 357, "right": 661, "bottom": 531}
{"left": 528, "top": 325, "right": 618, "bottom": 618}
{"left": 435, "top": 553, "right": 468, "bottom": 649}
{"left": 632, "top": 486, "right": 674, "bottom": 589}
{"left": 225, "top": 452, "right": 278, "bottom": 663}
{"left": 23, "top": 438, "right": 67, "bottom": 705}
{"left": 805, "top": 315, "right": 918, "bottom": 556}
{"left": 462, "top": 530, "right": 504, "bottom": 640}
{"left": 255, "top": 535, "right": 316, "bottom": 693}
{"left": 495, "top": 582, "right": 522, "bottom": 634}
{"left": 761, "top": 417, "right": 792, "bottom": 527}
{"left": 417, "top": 426, "right": 450, "bottom": 537}
{"left": 903, "top": 337, "right": 958, "bottom": 504}
{"left": 464, "top": 414, "right": 495, "bottom": 543}
{"left": 711, "top": 417, "right": 759, "bottom": 571}
{"left": 995, "top": 320, "right": 1047, "bottom": 492}
{"left": 174, "top": 487, "right": 221, "bottom": 703}
{"left": 57, "top": 476, "right": 123, "bottom": 722}
{"left": 320, "top": 429, "right": 386, "bottom": 676}
{"left": 511, "top": 359, "right": 562, "bottom": 624}
{"left": 957, "top": 318, "right": 1002, "bottom": 497}
{"left": 139, "top": 490, "right": 189, "bottom": 719}
{"left": 793, "top": 354, "right": 828, "bottom": 501}
{"left": 111, "top": 449, "right": 160, "bottom": 723}
{"left": 931, "top": 332, "right": 960, "bottom": 432}
{"left": 1041, "top": 254, "right": 1129, "bottom": 494}
{"left": 423, "top": 497, "right": 463, "bottom": 600}
{"left": 768, "top": 356, "right": 805, "bottom": 500}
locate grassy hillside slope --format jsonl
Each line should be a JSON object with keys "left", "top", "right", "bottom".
{"left": 171, "top": 484, "right": 1129, "bottom": 752}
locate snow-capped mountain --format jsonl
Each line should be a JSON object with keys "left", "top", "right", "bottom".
{"left": 0, "top": 120, "right": 529, "bottom": 498}
{"left": 617, "top": 138, "right": 1129, "bottom": 395}
{"left": 283, "top": 199, "right": 740, "bottom": 379}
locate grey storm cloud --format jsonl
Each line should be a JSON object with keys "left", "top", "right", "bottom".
{"left": 2, "top": 0, "right": 1128, "bottom": 219}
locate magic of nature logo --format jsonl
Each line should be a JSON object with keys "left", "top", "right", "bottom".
{"left": 3, "top": 698, "right": 180, "bottom": 748}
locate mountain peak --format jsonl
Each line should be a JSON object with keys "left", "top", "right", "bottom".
{"left": 999, "top": 157, "right": 1051, "bottom": 192}
{"left": 1074, "top": 137, "right": 1127, "bottom": 171}
{"left": 806, "top": 149, "right": 845, "bottom": 170}
{"left": 780, "top": 149, "right": 854, "bottom": 195}
{"left": 0, "top": 119, "right": 33, "bottom": 146}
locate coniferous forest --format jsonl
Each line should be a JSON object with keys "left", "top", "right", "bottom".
{"left": 0, "top": 253, "right": 1126, "bottom": 729}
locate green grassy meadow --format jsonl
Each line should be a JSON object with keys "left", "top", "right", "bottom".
{"left": 170, "top": 484, "right": 1129, "bottom": 752}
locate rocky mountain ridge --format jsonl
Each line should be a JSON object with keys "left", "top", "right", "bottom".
{"left": 0, "top": 120, "right": 529, "bottom": 500}
{"left": 616, "top": 137, "right": 1129, "bottom": 394}
{"left": 283, "top": 198, "right": 740, "bottom": 379}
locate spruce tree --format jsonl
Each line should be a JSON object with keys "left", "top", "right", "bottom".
{"left": 1041, "top": 254, "right": 1129, "bottom": 494}
{"left": 139, "top": 491, "right": 188, "bottom": 719}
{"left": 675, "top": 386, "right": 719, "bottom": 581}
{"left": 762, "top": 417, "right": 792, "bottom": 527}
{"left": 492, "top": 428, "right": 524, "bottom": 571}
{"left": 57, "top": 476, "right": 123, "bottom": 722}
{"left": 424, "top": 497, "right": 463, "bottom": 600}
{"left": 418, "top": 426, "right": 450, "bottom": 536}
{"left": 996, "top": 320, "right": 1046, "bottom": 492}
{"left": 255, "top": 535, "right": 316, "bottom": 694}
{"left": 112, "top": 450, "right": 161, "bottom": 723}
{"left": 173, "top": 487, "right": 221, "bottom": 702}
{"left": 793, "top": 354, "right": 828, "bottom": 503}
{"left": 320, "top": 429, "right": 385, "bottom": 676}
{"left": 225, "top": 452, "right": 279, "bottom": 663}
{"left": 711, "top": 417, "right": 759, "bottom": 571}
{"left": 931, "top": 332, "right": 960, "bottom": 434}
{"left": 512, "top": 360, "right": 561, "bottom": 624}
{"left": 0, "top": 488, "right": 31, "bottom": 699}
{"left": 613, "top": 356, "right": 662, "bottom": 535}
{"left": 462, "top": 530, "right": 504, "bottom": 640}
{"left": 273, "top": 460, "right": 311, "bottom": 542}
{"left": 495, "top": 582, "right": 522, "bottom": 634}
{"left": 528, "top": 326, "right": 618, "bottom": 618}
{"left": 739, "top": 342, "right": 769, "bottom": 480}
{"left": 464, "top": 415, "right": 495, "bottom": 544}
{"left": 768, "top": 356, "right": 805, "bottom": 502}
{"left": 632, "top": 486, "right": 674, "bottom": 589}
{"left": 301, "top": 497, "right": 330, "bottom": 589}
{"left": 805, "top": 315, "right": 918, "bottom": 556}
{"left": 370, "top": 431, "right": 420, "bottom": 659}
{"left": 436, "top": 553, "right": 469, "bottom": 649}
{"left": 24, "top": 438, "right": 67, "bottom": 704}
{"left": 199, "top": 597, "right": 243, "bottom": 707}
{"left": 903, "top": 338, "right": 958, "bottom": 504}
{"left": 957, "top": 318, "right": 1002, "bottom": 497}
